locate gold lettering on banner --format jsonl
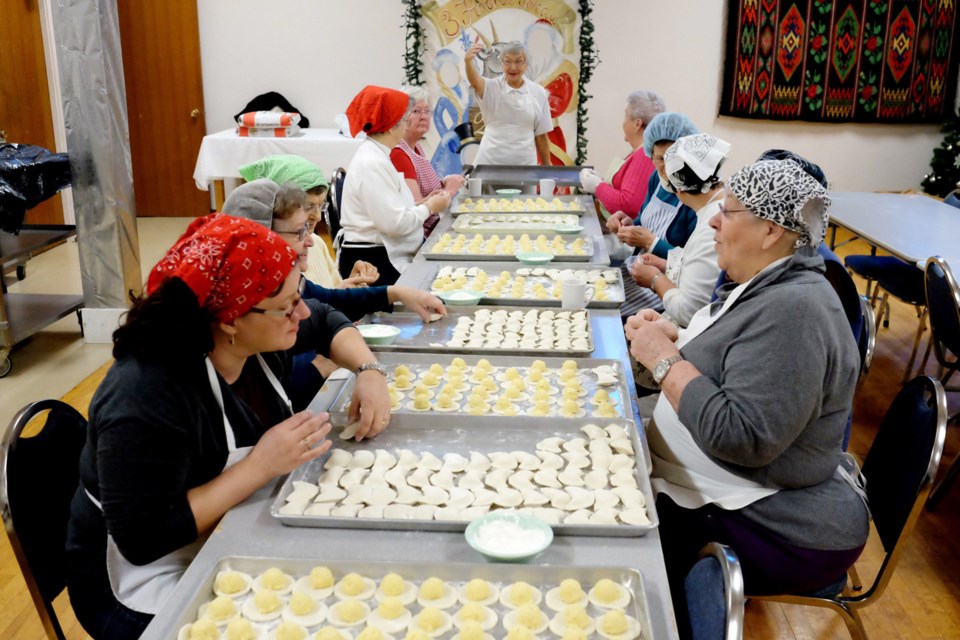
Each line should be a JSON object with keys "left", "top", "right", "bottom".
{"left": 422, "top": 0, "right": 578, "bottom": 52}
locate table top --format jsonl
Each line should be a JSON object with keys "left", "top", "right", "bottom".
{"left": 193, "top": 128, "right": 363, "bottom": 190}
{"left": 828, "top": 191, "right": 960, "bottom": 264}
{"left": 140, "top": 164, "right": 678, "bottom": 639}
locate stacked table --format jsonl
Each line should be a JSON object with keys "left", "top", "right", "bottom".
{"left": 140, "top": 176, "right": 679, "bottom": 639}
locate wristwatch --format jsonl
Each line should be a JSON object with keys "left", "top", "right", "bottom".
{"left": 356, "top": 362, "right": 387, "bottom": 376}
{"left": 652, "top": 354, "right": 683, "bottom": 384}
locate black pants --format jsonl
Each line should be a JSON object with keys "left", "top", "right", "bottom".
{"left": 338, "top": 244, "right": 400, "bottom": 286}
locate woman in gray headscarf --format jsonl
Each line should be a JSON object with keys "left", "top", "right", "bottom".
{"left": 625, "top": 160, "right": 868, "bottom": 616}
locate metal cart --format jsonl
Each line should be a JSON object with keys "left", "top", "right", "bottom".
{"left": 0, "top": 225, "right": 84, "bottom": 377}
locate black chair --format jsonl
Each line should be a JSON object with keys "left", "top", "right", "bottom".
{"left": 325, "top": 167, "right": 346, "bottom": 242}
{"left": 923, "top": 256, "right": 960, "bottom": 510}
{"left": 685, "top": 542, "right": 745, "bottom": 640}
{"left": 0, "top": 399, "right": 88, "bottom": 640}
{"left": 844, "top": 254, "right": 927, "bottom": 383}
{"left": 751, "top": 376, "right": 948, "bottom": 640}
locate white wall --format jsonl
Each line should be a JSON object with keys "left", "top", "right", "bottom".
{"left": 197, "top": 0, "right": 952, "bottom": 191}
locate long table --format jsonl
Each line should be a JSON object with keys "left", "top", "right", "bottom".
{"left": 828, "top": 191, "right": 960, "bottom": 264}
{"left": 139, "top": 307, "right": 678, "bottom": 639}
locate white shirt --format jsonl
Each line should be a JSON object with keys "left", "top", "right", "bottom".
{"left": 661, "top": 199, "right": 722, "bottom": 327}
{"left": 340, "top": 138, "right": 430, "bottom": 272}
{"left": 474, "top": 75, "right": 553, "bottom": 165}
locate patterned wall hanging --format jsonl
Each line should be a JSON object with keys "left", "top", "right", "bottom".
{"left": 402, "top": 0, "right": 598, "bottom": 175}
{"left": 720, "top": 0, "right": 960, "bottom": 123}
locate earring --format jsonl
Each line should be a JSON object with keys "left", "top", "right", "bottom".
{"left": 229, "top": 334, "right": 236, "bottom": 346}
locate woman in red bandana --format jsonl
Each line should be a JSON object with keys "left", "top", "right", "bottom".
{"left": 338, "top": 85, "right": 452, "bottom": 284}
{"left": 65, "top": 215, "right": 384, "bottom": 638}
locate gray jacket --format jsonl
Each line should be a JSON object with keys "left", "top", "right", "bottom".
{"left": 677, "top": 249, "right": 869, "bottom": 550}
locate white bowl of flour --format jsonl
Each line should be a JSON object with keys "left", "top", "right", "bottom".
{"left": 465, "top": 511, "right": 553, "bottom": 562}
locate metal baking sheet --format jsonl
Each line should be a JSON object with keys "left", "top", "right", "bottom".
{"left": 172, "top": 557, "right": 654, "bottom": 640}
{"left": 469, "top": 163, "right": 589, "bottom": 187}
{"left": 425, "top": 263, "right": 625, "bottom": 309}
{"left": 326, "top": 352, "right": 631, "bottom": 421}
{"left": 421, "top": 232, "right": 594, "bottom": 262}
{"left": 452, "top": 213, "right": 582, "bottom": 232}
{"left": 359, "top": 307, "right": 594, "bottom": 356}
{"left": 272, "top": 413, "right": 657, "bottom": 537}
{"left": 451, "top": 194, "right": 591, "bottom": 216}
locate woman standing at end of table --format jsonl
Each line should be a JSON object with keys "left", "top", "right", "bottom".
{"left": 464, "top": 39, "right": 553, "bottom": 166}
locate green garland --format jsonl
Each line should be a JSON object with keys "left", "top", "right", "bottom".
{"left": 576, "top": 0, "right": 598, "bottom": 166}
{"left": 401, "top": 0, "right": 597, "bottom": 165}
{"left": 403, "top": 0, "right": 424, "bottom": 85}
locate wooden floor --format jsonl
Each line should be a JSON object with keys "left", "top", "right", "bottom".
{"left": 1, "top": 231, "right": 959, "bottom": 639}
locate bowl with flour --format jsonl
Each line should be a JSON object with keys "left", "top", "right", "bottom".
{"left": 465, "top": 511, "right": 553, "bottom": 562}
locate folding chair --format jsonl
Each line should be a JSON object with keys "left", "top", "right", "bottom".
{"left": 923, "top": 256, "right": 960, "bottom": 509}
{"left": 685, "top": 542, "right": 745, "bottom": 640}
{"left": 844, "top": 254, "right": 927, "bottom": 383}
{"left": 751, "top": 376, "right": 947, "bottom": 640}
{"left": 325, "top": 167, "right": 347, "bottom": 241}
{"left": 0, "top": 399, "right": 88, "bottom": 640}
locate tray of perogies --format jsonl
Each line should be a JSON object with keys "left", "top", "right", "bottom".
{"left": 271, "top": 416, "right": 656, "bottom": 537}
{"left": 452, "top": 213, "right": 581, "bottom": 233}
{"left": 325, "top": 354, "right": 629, "bottom": 420}
{"left": 359, "top": 307, "right": 594, "bottom": 356}
{"left": 451, "top": 195, "right": 588, "bottom": 215}
{"left": 429, "top": 264, "right": 624, "bottom": 308}
{"left": 173, "top": 558, "right": 653, "bottom": 640}
{"left": 421, "top": 232, "right": 593, "bottom": 261}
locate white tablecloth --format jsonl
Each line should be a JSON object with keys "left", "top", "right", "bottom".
{"left": 192, "top": 128, "right": 363, "bottom": 190}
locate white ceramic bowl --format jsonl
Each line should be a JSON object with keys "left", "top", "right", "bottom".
{"left": 465, "top": 511, "right": 553, "bottom": 562}
{"left": 356, "top": 324, "right": 401, "bottom": 346}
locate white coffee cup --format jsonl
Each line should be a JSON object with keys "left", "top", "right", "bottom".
{"left": 468, "top": 178, "right": 483, "bottom": 197}
{"left": 539, "top": 178, "right": 556, "bottom": 196}
{"left": 561, "top": 279, "right": 594, "bottom": 309}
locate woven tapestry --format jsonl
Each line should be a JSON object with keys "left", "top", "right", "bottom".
{"left": 720, "top": 0, "right": 960, "bottom": 123}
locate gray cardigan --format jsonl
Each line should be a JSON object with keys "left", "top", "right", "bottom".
{"left": 677, "top": 250, "right": 869, "bottom": 550}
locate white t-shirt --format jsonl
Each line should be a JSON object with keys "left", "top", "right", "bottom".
{"left": 474, "top": 75, "right": 553, "bottom": 165}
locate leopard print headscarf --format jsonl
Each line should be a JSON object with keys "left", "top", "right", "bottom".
{"left": 727, "top": 159, "right": 831, "bottom": 248}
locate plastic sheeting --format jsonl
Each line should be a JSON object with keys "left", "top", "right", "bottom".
{"left": 50, "top": 0, "right": 141, "bottom": 308}
{"left": 0, "top": 143, "right": 72, "bottom": 233}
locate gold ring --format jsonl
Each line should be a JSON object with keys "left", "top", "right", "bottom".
{"left": 381, "top": 419, "right": 389, "bottom": 425}
{"left": 302, "top": 438, "right": 310, "bottom": 452}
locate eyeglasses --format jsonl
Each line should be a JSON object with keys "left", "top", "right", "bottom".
{"left": 247, "top": 276, "right": 307, "bottom": 319}
{"left": 275, "top": 222, "right": 311, "bottom": 241}
{"left": 411, "top": 108, "right": 433, "bottom": 117}
{"left": 718, "top": 204, "right": 753, "bottom": 217}
{"left": 304, "top": 201, "right": 330, "bottom": 215}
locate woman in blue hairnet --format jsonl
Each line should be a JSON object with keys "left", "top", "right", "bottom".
{"left": 607, "top": 112, "right": 701, "bottom": 320}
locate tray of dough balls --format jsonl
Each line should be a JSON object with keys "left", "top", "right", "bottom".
{"left": 428, "top": 264, "right": 624, "bottom": 308}
{"left": 451, "top": 194, "right": 589, "bottom": 215}
{"left": 359, "top": 307, "right": 594, "bottom": 356}
{"left": 271, "top": 417, "right": 657, "bottom": 536}
{"left": 452, "top": 213, "right": 582, "bottom": 233}
{"left": 174, "top": 557, "right": 654, "bottom": 640}
{"left": 421, "top": 233, "right": 593, "bottom": 262}
{"left": 326, "top": 354, "right": 630, "bottom": 420}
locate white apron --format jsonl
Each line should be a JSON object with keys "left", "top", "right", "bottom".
{"left": 474, "top": 87, "right": 538, "bottom": 166}
{"left": 648, "top": 273, "right": 781, "bottom": 510}
{"left": 87, "top": 355, "right": 291, "bottom": 614}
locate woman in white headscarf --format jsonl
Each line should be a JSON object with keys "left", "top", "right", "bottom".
{"left": 626, "top": 160, "right": 868, "bottom": 621}
{"left": 627, "top": 133, "right": 727, "bottom": 328}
